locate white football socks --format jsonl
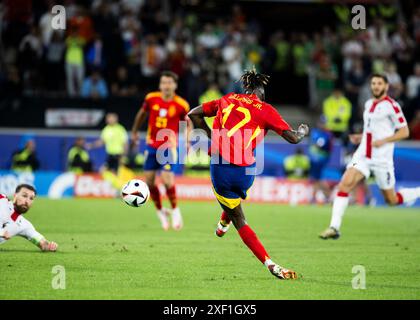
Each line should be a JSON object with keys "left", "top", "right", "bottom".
{"left": 329, "top": 192, "right": 349, "bottom": 231}
{"left": 398, "top": 187, "right": 420, "bottom": 205}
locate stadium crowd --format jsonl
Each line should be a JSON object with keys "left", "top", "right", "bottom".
{"left": 0, "top": 0, "right": 419, "bottom": 138}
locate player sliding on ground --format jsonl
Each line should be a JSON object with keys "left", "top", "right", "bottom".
{"left": 0, "top": 184, "right": 57, "bottom": 251}
{"left": 131, "top": 71, "right": 192, "bottom": 231}
{"left": 188, "top": 69, "right": 309, "bottom": 280}
{"left": 320, "top": 74, "right": 420, "bottom": 240}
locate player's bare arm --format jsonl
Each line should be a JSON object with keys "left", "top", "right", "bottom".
{"left": 38, "top": 238, "right": 58, "bottom": 252}
{"left": 281, "top": 124, "right": 309, "bottom": 144}
{"left": 187, "top": 105, "right": 212, "bottom": 140}
{"left": 131, "top": 107, "right": 148, "bottom": 145}
{"left": 372, "top": 125, "right": 409, "bottom": 148}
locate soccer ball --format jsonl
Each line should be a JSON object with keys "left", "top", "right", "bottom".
{"left": 121, "top": 179, "right": 150, "bottom": 207}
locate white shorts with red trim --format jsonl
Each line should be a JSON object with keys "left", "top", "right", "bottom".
{"left": 347, "top": 155, "right": 395, "bottom": 190}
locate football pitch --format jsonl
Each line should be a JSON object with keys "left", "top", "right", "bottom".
{"left": 0, "top": 198, "right": 419, "bottom": 300}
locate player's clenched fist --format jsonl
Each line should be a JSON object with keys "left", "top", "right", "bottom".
{"left": 40, "top": 240, "right": 58, "bottom": 252}
{"left": 298, "top": 124, "right": 309, "bottom": 136}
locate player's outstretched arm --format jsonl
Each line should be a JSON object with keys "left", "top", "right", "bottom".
{"left": 187, "top": 106, "right": 212, "bottom": 140}
{"left": 281, "top": 124, "right": 309, "bottom": 144}
{"left": 131, "top": 108, "right": 148, "bottom": 145}
{"left": 20, "top": 223, "right": 58, "bottom": 252}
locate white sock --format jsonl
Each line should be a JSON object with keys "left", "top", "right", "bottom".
{"left": 397, "top": 188, "right": 420, "bottom": 204}
{"left": 330, "top": 192, "right": 349, "bottom": 231}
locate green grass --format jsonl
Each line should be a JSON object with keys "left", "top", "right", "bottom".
{"left": 0, "top": 198, "right": 419, "bottom": 300}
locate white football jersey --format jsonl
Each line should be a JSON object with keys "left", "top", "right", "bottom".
{"left": 353, "top": 96, "right": 407, "bottom": 165}
{"left": 0, "top": 194, "right": 44, "bottom": 245}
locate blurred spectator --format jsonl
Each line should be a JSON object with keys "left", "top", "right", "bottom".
{"left": 391, "top": 23, "right": 415, "bottom": 81}
{"left": 141, "top": 34, "right": 166, "bottom": 80}
{"left": 86, "top": 33, "right": 105, "bottom": 72}
{"left": 201, "top": 48, "right": 228, "bottom": 89}
{"left": 367, "top": 19, "right": 392, "bottom": 73}
{"left": 167, "top": 40, "right": 188, "bottom": 79}
{"left": 18, "top": 25, "right": 42, "bottom": 93}
{"left": 111, "top": 66, "right": 137, "bottom": 97}
{"left": 68, "top": 6, "right": 94, "bottom": 43}
{"left": 222, "top": 37, "right": 242, "bottom": 92}
{"left": 308, "top": 116, "right": 334, "bottom": 202}
{"left": 87, "top": 113, "right": 128, "bottom": 173}
{"left": 367, "top": 19, "right": 392, "bottom": 59}
{"left": 323, "top": 87, "right": 352, "bottom": 141}
{"left": 44, "top": 31, "right": 65, "bottom": 91}
{"left": 413, "top": 7, "right": 420, "bottom": 44}
{"left": 67, "top": 137, "right": 93, "bottom": 173}
{"left": 283, "top": 148, "right": 310, "bottom": 180}
{"left": 368, "top": 1, "right": 398, "bottom": 33}
{"left": 11, "top": 139, "right": 40, "bottom": 172}
{"left": 409, "top": 110, "right": 420, "bottom": 140}
{"left": 341, "top": 34, "right": 364, "bottom": 76}
{"left": 243, "top": 33, "right": 264, "bottom": 71}
{"left": 344, "top": 58, "right": 367, "bottom": 127}
{"left": 65, "top": 27, "right": 86, "bottom": 97}
{"left": 384, "top": 62, "right": 403, "bottom": 99}
{"left": 0, "top": 66, "right": 22, "bottom": 100}
{"left": 81, "top": 69, "right": 109, "bottom": 99}
{"left": 406, "top": 63, "right": 420, "bottom": 102}
{"left": 273, "top": 31, "right": 290, "bottom": 74}
{"left": 122, "top": 143, "right": 144, "bottom": 173}
{"left": 197, "top": 23, "right": 221, "bottom": 50}
{"left": 315, "top": 55, "right": 338, "bottom": 107}
{"left": 39, "top": 3, "right": 63, "bottom": 47}
{"left": 199, "top": 83, "right": 223, "bottom": 105}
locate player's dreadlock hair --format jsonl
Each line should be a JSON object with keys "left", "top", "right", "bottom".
{"left": 239, "top": 67, "right": 270, "bottom": 99}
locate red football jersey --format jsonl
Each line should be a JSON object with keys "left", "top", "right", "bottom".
{"left": 142, "top": 91, "right": 190, "bottom": 149}
{"left": 202, "top": 93, "right": 291, "bottom": 166}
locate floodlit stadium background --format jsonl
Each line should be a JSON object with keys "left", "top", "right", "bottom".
{"left": 0, "top": 0, "right": 419, "bottom": 206}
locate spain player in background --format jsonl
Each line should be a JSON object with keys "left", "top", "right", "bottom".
{"left": 188, "top": 69, "right": 309, "bottom": 280}
{"left": 131, "top": 71, "right": 191, "bottom": 231}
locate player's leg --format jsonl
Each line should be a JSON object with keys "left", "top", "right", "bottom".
{"left": 144, "top": 170, "right": 169, "bottom": 230}
{"left": 375, "top": 167, "right": 420, "bottom": 206}
{"left": 161, "top": 170, "right": 183, "bottom": 230}
{"left": 320, "top": 167, "right": 365, "bottom": 239}
{"left": 219, "top": 201, "right": 297, "bottom": 280}
{"left": 143, "top": 146, "right": 171, "bottom": 230}
{"left": 215, "top": 210, "right": 232, "bottom": 237}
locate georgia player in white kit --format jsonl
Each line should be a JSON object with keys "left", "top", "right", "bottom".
{"left": 320, "top": 74, "right": 420, "bottom": 239}
{"left": 0, "top": 184, "right": 58, "bottom": 251}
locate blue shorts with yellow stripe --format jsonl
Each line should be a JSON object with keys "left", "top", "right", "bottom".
{"left": 143, "top": 145, "right": 177, "bottom": 172}
{"left": 210, "top": 159, "right": 256, "bottom": 209}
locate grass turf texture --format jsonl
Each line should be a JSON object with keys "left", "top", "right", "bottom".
{"left": 0, "top": 198, "right": 419, "bottom": 300}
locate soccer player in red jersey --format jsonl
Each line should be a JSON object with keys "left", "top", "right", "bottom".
{"left": 188, "top": 69, "right": 309, "bottom": 280}
{"left": 131, "top": 71, "right": 191, "bottom": 231}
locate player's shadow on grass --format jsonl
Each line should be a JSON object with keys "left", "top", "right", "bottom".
{"left": 302, "top": 278, "right": 420, "bottom": 291}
